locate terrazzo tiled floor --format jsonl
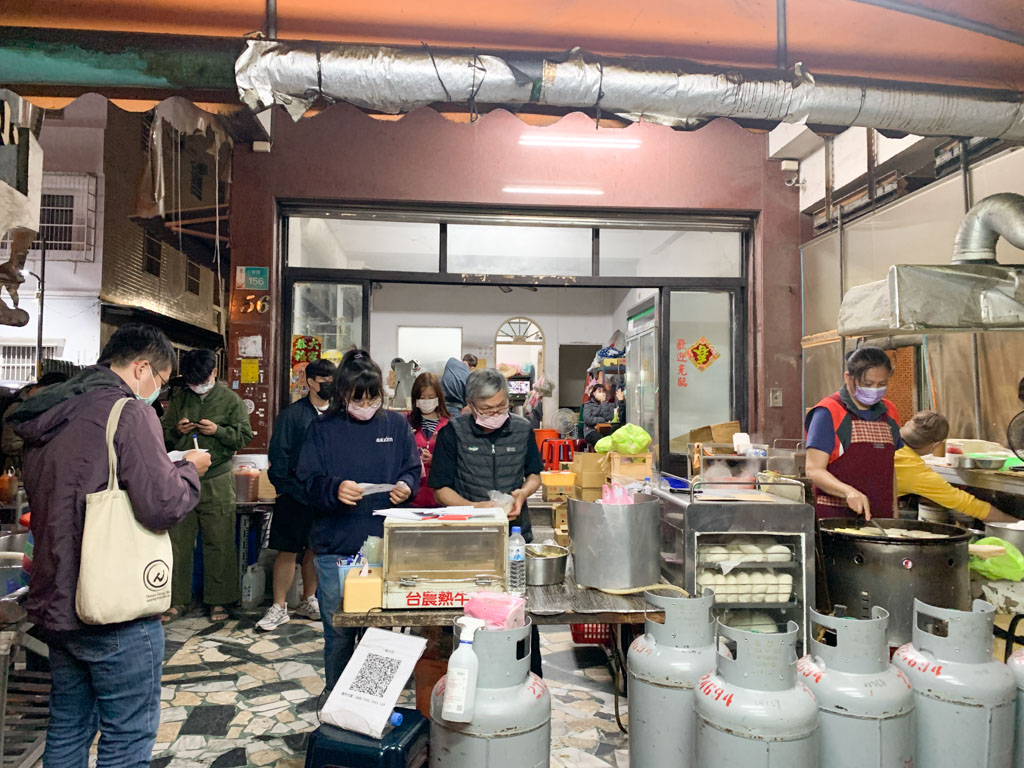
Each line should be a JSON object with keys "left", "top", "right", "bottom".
{"left": 112, "top": 610, "right": 632, "bottom": 767}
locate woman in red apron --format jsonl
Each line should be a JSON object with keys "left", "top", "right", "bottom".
{"left": 805, "top": 346, "right": 901, "bottom": 520}
{"left": 408, "top": 372, "right": 451, "bottom": 507}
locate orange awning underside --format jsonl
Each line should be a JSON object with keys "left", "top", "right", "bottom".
{"left": 3, "top": 0, "right": 1024, "bottom": 91}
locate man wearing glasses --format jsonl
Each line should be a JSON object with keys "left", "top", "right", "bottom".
{"left": 429, "top": 368, "right": 544, "bottom": 674}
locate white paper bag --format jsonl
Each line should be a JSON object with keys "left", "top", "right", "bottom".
{"left": 320, "top": 628, "right": 427, "bottom": 738}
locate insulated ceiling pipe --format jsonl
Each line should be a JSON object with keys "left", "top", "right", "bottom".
{"left": 235, "top": 40, "right": 1024, "bottom": 140}
{"left": 952, "top": 193, "right": 1024, "bottom": 264}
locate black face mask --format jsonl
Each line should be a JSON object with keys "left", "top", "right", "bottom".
{"left": 315, "top": 381, "right": 334, "bottom": 401}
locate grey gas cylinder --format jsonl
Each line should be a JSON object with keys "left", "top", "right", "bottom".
{"left": 798, "top": 606, "right": 914, "bottom": 768}
{"left": 893, "top": 599, "right": 1015, "bottom": 768}
{"left": 1009, "top": 649, "right": 1024, "bottom": 768}
{"left": 695, "top": 620, "right": 819, "bottom": 767}
{"left": 627, "top": 588, "right": 716, "bottom": 768}
{"left": 430, "top": 618, "right": 550, "bottom": 767}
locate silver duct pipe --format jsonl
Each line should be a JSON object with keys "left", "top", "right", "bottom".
{"left": 952, "top": 193, "right": 1024, "bottom": 264}
{"left": 235, "top": 40, "right": 1024, "bottom": 139}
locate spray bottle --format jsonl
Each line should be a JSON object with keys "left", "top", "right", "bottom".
{"left": 441, "top": 616, "right": 486, "bottom": 722}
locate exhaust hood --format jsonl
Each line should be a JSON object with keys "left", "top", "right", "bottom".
{"left": 837, "top": 193, "right": 1024, "bottom": 337}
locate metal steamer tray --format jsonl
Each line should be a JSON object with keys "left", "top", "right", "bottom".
{"left": 664, "top": 480, "right": 816, "bottom": 653}
{"left": 818, "top": 517, "right": 971, "bottom": 648}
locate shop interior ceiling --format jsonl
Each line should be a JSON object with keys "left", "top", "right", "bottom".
{"left": 3, "top": 0, "right": 1024, "bottom": 133}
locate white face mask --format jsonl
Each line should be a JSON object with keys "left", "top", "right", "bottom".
{"left": 190, "top": 380, "right": 215, "bottom": 395}
{"left": 416, "top": 398, "right": 439, "bottom": 414}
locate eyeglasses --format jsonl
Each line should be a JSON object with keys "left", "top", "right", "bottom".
{"left": 475, "top": 403, "right": 509, "bottom": 416}
{"left": 154, "top": 370, "right": 168, "bottom": 389}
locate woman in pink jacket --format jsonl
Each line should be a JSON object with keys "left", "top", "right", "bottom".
{"left": 408, "top": 372, "right": 451, "bottom": 507}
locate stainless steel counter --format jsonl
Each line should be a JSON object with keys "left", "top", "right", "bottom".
{"left": 930, "top": 464, "right": 1024, "bottom": 496}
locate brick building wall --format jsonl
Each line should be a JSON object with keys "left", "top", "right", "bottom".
{"left": 99, "top": 105, "right": 220, "bottom": 334}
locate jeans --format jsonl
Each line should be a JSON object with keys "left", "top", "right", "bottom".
{"left": 43, "top": 618, "right": 164, "bottom": 768}
{"left": 313, "top": 554, "right": 358, "bottom": 691}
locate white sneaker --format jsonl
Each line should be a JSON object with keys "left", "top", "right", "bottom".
{"left": 295, "top": 596, "right": 321, "bottom": 621}
{"left": 256, "top": 603, "right": 289, "bottom": 632}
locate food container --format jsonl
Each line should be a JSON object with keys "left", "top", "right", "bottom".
{"left": 568, "top": 494, "right": 660, "bottom": 589}
{"left": 526, "top": 544, "right": 568, "bottom": 586}
{"left": 949, "top": 454, "right": 1008, "bottom": 470}
{"left": 819, "top": 518, "right": 970, "bottom": 647}
{"left": 984, "top": 521, "right": 1024, "bottom": 554}
{"left": 233, "top": 463, "right": 260, "bottom": 502}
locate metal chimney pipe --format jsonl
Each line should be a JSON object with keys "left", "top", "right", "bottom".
{"left": 952, "top": 193, "right": 1024, "bottom": 264}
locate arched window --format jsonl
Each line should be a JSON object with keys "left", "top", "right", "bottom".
{"left": 494, "top": 316, "right": 545, "bottom": 378}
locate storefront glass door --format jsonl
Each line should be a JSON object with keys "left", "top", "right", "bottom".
{"left": 288, "top": 281, "right": 363, "bottom": 400}
{"left": 666, "top": 290, "right": 737, "bottom": 454}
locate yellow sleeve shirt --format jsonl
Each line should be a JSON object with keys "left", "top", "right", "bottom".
{"left": 894, "top": 445, "right": 991, "bottom": 520}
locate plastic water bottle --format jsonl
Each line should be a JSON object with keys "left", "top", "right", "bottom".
{"left": 641, "top": 476, "right": 652, "bottom": 495}
{"left": 241, "top": 564, "right": 265, "bottom": 610}
{"left": 508, "top": 526, "right": 526, "bottom": 596}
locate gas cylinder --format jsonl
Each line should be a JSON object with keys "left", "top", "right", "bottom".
{"left": 430, "top": 618, "right": 550, "bottom": 767}
{"left": 893, "top": 599, "right": 1015, "bottom": 768}
{"left": 1008, "top": 648, "right": 1024, "bottom": 768}
{"left": 627, "top": 588, "right": 716, "bottom": 768}
{"left": 695, "top": 620, "right": 818, "bottom": 766}
{"left": 798, "top": 606, "right": 914, "bottom": 768}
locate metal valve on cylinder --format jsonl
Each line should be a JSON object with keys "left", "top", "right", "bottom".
{"left": 893, "top": 599, "right": 1015, "bottom": 768}
{"left": 695, "top": 619, "right": 819, "bottom": 766}
{"left": 430, "top": 618, "right": 551, "bottom": 767}
{"left": 627, "top": 588, "right": 716, "bottom": 768}
{"left": 798, "top": 605, "right": 914, "bottom": 768}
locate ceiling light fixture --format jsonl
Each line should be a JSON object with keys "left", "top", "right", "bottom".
{"left": 502, "top": 186, "right": 604, "bottom": 196}
{"left": 519, "top": 135, "right": 642, "bottom": 150}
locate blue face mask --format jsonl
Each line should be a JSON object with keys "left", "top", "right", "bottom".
{"left": 136, "top": 367, "right": 161, "bottom": 406}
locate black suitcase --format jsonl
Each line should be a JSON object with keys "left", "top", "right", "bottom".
{"left": 304, "top": 707, "right": 429, "bottom": 768}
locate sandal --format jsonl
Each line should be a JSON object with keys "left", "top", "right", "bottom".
{"left": 161, "top": 605, "right": 186, "bottom": 624}
{"left": 209, "top": 605, "right": 229, "bottom": 622}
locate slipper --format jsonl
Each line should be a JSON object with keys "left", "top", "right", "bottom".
{"left": 209, "top": 605, "right": 229, "bottom": 622}
{"left": 161, "top": 605, "right": 186, "bottom": 624}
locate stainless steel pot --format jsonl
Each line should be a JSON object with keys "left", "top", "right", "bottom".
{"left": 983, "top": 521, "right": 1024, "bottom": 553}
{"left": 819, "top": 518, "right": 970, "bottom": 647}
{"left": 0, "top": 533, "right": 28, "bottom": 553}
{"left": 568, "top": 494, "right": 660, "bottom": 590}
{"left": 526, "top": 544, "right": 568, "bottom": 586}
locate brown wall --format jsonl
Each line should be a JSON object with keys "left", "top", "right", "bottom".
{"left": 229, "top": 105, "right": 803, "bottom": 450}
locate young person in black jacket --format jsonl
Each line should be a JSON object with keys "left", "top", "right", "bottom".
{"left": 582, "top": 383, "right": 625, "bottom": 448}
{"left": 257, "top": 357, "right": 337, "bottom": 633}
{"left": 296, "top": 351, "right": 420, "bottom": 689}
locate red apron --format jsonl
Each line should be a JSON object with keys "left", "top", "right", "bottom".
{"left": 809, "top": 393, "right": 900, "bottom": 519}
{"left": 411, "top": 416, "right": 449, "bottom": 508}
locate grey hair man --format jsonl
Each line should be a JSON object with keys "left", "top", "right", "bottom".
{"left": 428, "top": 367, "right": 544, "bottom": 674}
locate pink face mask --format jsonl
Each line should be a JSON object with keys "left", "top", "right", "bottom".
{"left": 347, "top": 401, "right": 381, "bottom": 421}
{"left": 474, "top": 410, "right": 509, "bottom": 430}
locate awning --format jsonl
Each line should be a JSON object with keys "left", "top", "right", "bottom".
{"left": 3, "top": 0, "right": 1023, "bottom": 92}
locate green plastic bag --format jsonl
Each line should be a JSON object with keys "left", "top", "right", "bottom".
{"left": 610, "top": 423, "right": 652, "bottom": 455}
{"left": 969, "top": 536, "right": 1024, "bottom": 582}
{"left": 594, "top": 435, "right": 614, "bottom": 453}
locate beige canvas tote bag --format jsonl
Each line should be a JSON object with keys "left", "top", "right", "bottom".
{"left": 76, "top": 397, "right": 173, "bottom": 624}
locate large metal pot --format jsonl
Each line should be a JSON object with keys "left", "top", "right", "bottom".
{"left": 568, "top": 493, "right": 660, "bottom": 590}
{"left": 984, "top": 521, "right": 1024, "bottom": 554}
{"left": 819, "top": 518, "right": 970, "bottom": 647}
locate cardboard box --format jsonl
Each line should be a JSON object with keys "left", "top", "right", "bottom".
{"left": 608, "top": 452, "right": 654, "bottom": 481}
{"left": 541, "top": 470, "right": 575, "bottom": 487}
{"left": 552, "top": 501, "right": 568, "bottom": 531}
{"left": 572, "top": 453, "right": 609, "bottom": 488}
{"left": 554, "top": 524, "right": 570, "bottom": 548}
{"left": 573, "top": 485, "right": 603, "bottom": 502}
{"left": 542, "top": 485, "right": 572, "bottom": 502}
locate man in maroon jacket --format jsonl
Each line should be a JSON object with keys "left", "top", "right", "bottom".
{"left": 11, "top": 324, "right": 211, "bottom": 768}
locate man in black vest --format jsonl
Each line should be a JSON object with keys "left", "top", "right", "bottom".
{"left": 429, "top": 368, "right": 544, "bottom": 674}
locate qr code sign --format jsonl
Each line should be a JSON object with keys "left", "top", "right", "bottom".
{"left": 350, "top": 653, "right": 402, "bottom": 697}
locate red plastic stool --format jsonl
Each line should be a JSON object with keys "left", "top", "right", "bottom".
{"left": 542, "top": 438, "right": 575, "bottom": 471}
